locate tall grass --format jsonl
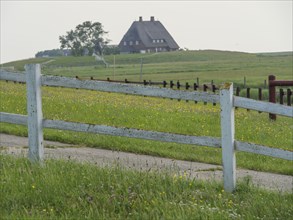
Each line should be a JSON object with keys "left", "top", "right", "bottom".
{"left": 0, "top": 81, "right": 292, "bottom": 175}
{"left": 1, "top": 155, "right": 292, "bottom": 219}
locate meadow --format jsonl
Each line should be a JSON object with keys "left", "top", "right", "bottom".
{"left": 1, "top": 154, "right": 292, "bottom": 219}
{"left": 0, "top": 80, "right": 292, "bottom": 175}
{"left": 1, "top": 51, "right": 292, "bottom": 174}
{"left": 3, "top": 50, "right": 293, "bottom": 88}
{"left": 1, "top": 50, "right": 292, "bottom": 219}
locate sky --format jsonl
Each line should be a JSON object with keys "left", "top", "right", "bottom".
{"left": 1, "top": 0, "right": 292, "bottom": 64}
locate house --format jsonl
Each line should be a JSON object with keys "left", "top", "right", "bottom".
{"left": 119, "top": 16, "right": 179, "bottom": 54}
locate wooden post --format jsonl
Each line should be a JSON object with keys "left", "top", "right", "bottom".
{"left": 212, "top": 84, "right": 217, "bottom": 106}
{"left": 279, "top": 89, "right": 284, "bottom": 105}
{"left": 236, "top": 87, "right": 240, "bottom": 96}
{"left": 163, "top": 80, "right": 167, "bottom": 88}
{"left": 258, "top": 88, "right": 262, "bottom": 113}
{"left": 203, "top": 84, "right": 208, "bottom": 105}
{"left": 25, "top": 64, "right": 44, "bottom": 162}
{"left": 246, "top": 88, "right": 250, "bottom": 98}
{"left": 258, "top": 88, "right": 262, "bottom": 101}
{"left": 246, "top": 88, "right": 250, "bottom": 111}
{"left": 176, "top": 80, "right": 180, "bottom": 90}
{"left": 269, "top": 75, "right": 276, "bottom": 120}
{"left": 287, "top": 89, "right": 292, "bottom": 106}
{"left": 220, "top": 83, "right": 236, "bottom": 192}
{"left": 194, "top": 83, "right": 198, "bottom": 104}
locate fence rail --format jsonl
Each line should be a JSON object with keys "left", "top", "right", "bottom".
{"left": 1, "top": 111, "right": 291, "bottom": 161}
{"left": 2, "top": 72, "right": 292, "bottom": 105}
{"left": 1, "top": 65, "right": 293, "bottom": 192}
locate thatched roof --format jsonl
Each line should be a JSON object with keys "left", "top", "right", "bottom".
{"left": 119, "top": 16, "right": 179, "bottom": 53}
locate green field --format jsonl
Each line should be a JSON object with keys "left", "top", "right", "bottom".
{"left": 1, "top": 51, "right": 292, "bottom": 175}
{"left": 2, "top": 50, "right": 292, "bottom": 88}
{"left": 0, "top": 79, "right": 292, "bottom": 175}
{"left": 1, "top": 50, "right": 292, "bottom": 219}
{"left": 1, "top": 155, "right": 292, "bottom": 219}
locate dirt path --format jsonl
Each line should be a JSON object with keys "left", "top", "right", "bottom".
{"left": 0, "top": 133, "right": 292, "bottom": 192}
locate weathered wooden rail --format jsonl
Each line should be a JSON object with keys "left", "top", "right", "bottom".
{"left": 1, "top": 64, "right": 292, "bottom": 193}
{"left": 268, "top": 75, "right": 293, "bottom": 120}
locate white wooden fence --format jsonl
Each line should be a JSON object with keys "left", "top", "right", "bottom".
{"left": 0, "top": 64, "right": 292, "bottom": 192}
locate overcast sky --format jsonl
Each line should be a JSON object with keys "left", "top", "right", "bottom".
{"left": 1, "top": 0, "right": 292, "bottom": 64}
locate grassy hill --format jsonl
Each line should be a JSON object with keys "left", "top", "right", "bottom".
{"left": 1, "top": 50, "right": 292, "bottom": 219}
{"left": 2, "top": 50, "right": 292, "bottom": 88}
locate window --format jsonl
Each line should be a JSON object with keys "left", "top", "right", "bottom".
{"left": 123, "top": 41, "right": 127, "bottom": 46}
{"left": 152, "top": 39, "right": 156, "bottom": 43}
{"left": 157, "top": 39, "right": 160, "bottom": 43}
{"left": 135, "top": 41, "right": 139, "bottom": 45}
{"left": 129, "top": 41, "right": 133, "bottom": 45}
{"left": 161, "top": 39, "right": 164, "bottom": 43}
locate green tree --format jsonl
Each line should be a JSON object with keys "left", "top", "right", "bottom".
{"left": 59, "top": 21, "right": 109, "bottom": 56}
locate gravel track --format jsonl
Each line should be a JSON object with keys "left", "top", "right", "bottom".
{"left": 1, "top": 133, "right": 292, "bottom": 192}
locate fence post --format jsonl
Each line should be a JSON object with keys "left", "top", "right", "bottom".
{"left": 220, "top": 83, "right": 236, "bottom": 192}
{"left": 268, "top": 75, "right": 276, "bottom": 120}
{"left": 258, "top": 88, "right": 262, "bottom": 113}
{"left": 25, "top": 64, "right": 44, "bottom": 162}
{"left": 287, "top": 89, "right": 292, "bottom": 106}
{"left": 279, "top": 89, "right": 284, "bottom": 105}
{"left": 203, "top": 84, "right": 208, "bottom": 105}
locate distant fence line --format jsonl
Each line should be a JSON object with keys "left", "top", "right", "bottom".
{"left": 0, "top": 65, "right": 293, "bottom": 193}
{"left": 76, "top": 76, "right": 293, "bottom": 108}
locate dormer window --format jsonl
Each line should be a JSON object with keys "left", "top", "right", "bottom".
{"left": 135, "top": 41, "right": 139, "bottom": 45}
{"left": 157, "top": 39, "right": 160, "bottom": 43}
{"left": 123, "top": 41, "right": 127, "bottom": 46}
{"left": 161, "top": 39, "right": 164, "bottom": 43}
{"left": 152, "top": 39, "right": 156, "bottom": 43}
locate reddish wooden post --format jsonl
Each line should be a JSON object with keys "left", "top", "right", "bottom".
{"left": 269, "top": 75, "right": 276, "bottom": 120}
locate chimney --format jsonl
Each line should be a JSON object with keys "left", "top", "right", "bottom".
{"left": 139, "top": 16, "right": 143, "bottom": 22}
{"left": 150, "top": 16, "right": 154, "bottom": 22}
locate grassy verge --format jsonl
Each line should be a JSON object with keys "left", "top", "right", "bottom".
{"left": 0, "top": 155, "right": 292, "bottom": 219}
{"left": 0, "top": 81, "right": 292, "bottom": 175}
